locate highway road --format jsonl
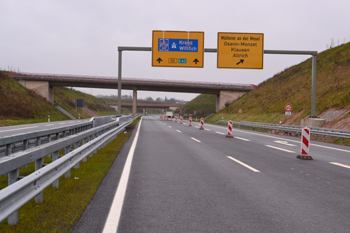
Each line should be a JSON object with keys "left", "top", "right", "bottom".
{"left": 72, "top": 115, "right": 350, "bottom": 233}
{"left": 0, "top": 119, "right": 90, "bottom": 138}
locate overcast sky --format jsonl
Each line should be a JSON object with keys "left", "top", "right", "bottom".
{"left": 1, "top": 0, "right": 349, "bottom": 101}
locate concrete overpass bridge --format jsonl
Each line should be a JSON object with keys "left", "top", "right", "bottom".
{"left": 107, "top": 102, "right": 183, "bottom": 113}
{"left": 9, "top": 72, "right": 257, "bottom": 115}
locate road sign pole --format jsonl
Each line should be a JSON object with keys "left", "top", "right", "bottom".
{"left": 118, "top": 49, "right": 122, "bottom": 116}
{"left": 311, "top": 55, "right": 317, "bottom": 118}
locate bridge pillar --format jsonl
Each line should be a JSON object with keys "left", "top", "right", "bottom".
{"left": 18, "top": 80, "right": 54, "bottom": 104}
{"left": 216, "top": 90, "right": 246, "bottom": 112}
{"left": 133, "top": 89, "right": 137, "bottom": 116}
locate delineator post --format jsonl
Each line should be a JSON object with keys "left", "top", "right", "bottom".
{"left": 226, "top": 120, "right": 234, "bottom": 138}
{"left": 199, "top": 118, "right": 204, "bottom": 130}
{"left": 297, "top": 127, "right": 313, "bottom": 160}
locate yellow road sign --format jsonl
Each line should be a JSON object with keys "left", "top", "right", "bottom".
{"left": 152, "top": 30, "right": 204, "bottom": 68}
{"left": 217, "top": 32, "right": 264, "bottom": 69}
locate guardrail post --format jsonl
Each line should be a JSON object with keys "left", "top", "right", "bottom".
{"left": 52, "top": 151, "right": 60, "bottom": 189}
{"left": 65, "top": 145, "right": 71, "bottom": 179}
{"left": 6, "top": 144, "right": 12, "bottom": 156}
{"left": 36, "top": 136, "right": 41, "bottom": 146}
{"left": 35, "top": 158, "right": 44, "bottom": 203}
{"left": 8, "top": 169, "right": 19, "bottom": 225}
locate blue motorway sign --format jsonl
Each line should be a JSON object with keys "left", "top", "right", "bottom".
{"left": 158, "top": 39, "right": 198, "bottom": 52}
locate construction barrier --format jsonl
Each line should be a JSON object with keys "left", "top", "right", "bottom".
{"left": 226, "top": 120, "right": 233, "bottom": 138}
{"left": 199, "top": 118, "right": 204, "bottom": 130}
{"left": 180, "top": 116, "right": 183, "bottom": 124}
{"left": 189, "top": 117, "right": 192, "bottom": 127}
{"left": 297, "top": 127, "right": 313, "bottom": 160}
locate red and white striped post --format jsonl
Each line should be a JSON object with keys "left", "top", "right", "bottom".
{"left": 226, "top": 120, "right": 234, "bottom": 138}
{"left": 189, "top": 116, "right": 192, "bottom": 127}
{"left": 297, "top": 127, "right": 313, "bottom": 160}
{"left": 199, "top": 118, "right": 204, "bottom": 130}
{"left": 180, "top": 116, "right": 183, "bottom": 124}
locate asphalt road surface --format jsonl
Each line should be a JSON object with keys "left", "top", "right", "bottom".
{"left": 72, "top": 115, "right": 350, "bottom": 233}
{"left": 0, "top": 119, "right": 89, "bottom": 138}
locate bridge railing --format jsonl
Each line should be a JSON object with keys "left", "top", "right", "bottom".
{"left": 0, "top": 115, "right": 139, "bottom": 225}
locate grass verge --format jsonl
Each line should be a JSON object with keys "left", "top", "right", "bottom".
{"left": 0, "top": 117, "right": 140, "bottom": 232}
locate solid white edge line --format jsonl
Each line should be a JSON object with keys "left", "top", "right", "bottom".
{"left": 227, "top": 156, "right": 260, "bottom": 173}
{"left": 265, "top": 145, "right": 295, "bottom": 153}
{"left": 329, "top": 162, "right": 350, "bottom": 169}
{"left": 102, "top": 117, "right": 142, "bottom": 233}
{"left": 176, "top": 130, "right": 182, "bottom": 133}
{"left": 191, "top": 137, "right": 201, "bottom": 143}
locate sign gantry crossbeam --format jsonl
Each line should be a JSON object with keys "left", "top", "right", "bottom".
{"left": 117, "top": 47, "right": 317, "bottom": 118}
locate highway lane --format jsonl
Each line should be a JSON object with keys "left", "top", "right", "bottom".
{"left": 73, "top": 115, "right": 350, "bottom": 233}
{"left": 0, "top": 119, "right": 89, "bottom": 137}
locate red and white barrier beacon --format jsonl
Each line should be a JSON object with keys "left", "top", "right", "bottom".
{"left": 226, "top": 120, "right": 234, "bottom": 138}
{"left": 189, "top": 117, "right": 192, "bottom": 127}
{"left": 297, "top": 127, "right": 313, "bottom": 160}
{"left": 199, "top": 118, "right": 204, "bottom": 130}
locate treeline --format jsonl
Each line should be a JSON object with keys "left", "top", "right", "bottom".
{"left": 96, "top": 94, "right": 188, "bottom": 104}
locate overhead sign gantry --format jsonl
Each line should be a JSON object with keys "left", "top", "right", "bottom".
{"left": 152, "top": 30, "right": 204, "bottom": 68}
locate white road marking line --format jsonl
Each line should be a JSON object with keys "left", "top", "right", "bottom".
{"left": 0, "top": 126, "right": 38, "bottom": 133}
{"left": 265, "top": 145, "right": 295, "bottom": 153}
{"left": 329, "top": 162, "right": 350, "bottom": 169}
{"left": 169, "top": 126, "right": 172, "bottom": 128}
{"left": 206, "top": 124, "right": 350, "bottom": 153}
{"left": 102, "top": 117, "right": 143, "bottom": 233}
{"left": 176, "top": 130, "right": 182, "bottom": 133}
{"left": 274, "top": 140, "right": 296, "bottom": 146}
{"left": 59, "top": 123, "right": 66, "bottom": 125}
{"left": 191, "top": 137, "right": 201, "bottom": 143}
{"left": 235, "top": 137, "right": 250, "bottom": 141}
{"left": 45, "top": 124, "right": 54, "bottom": 126}
{"left": 204, "top": 128, "right": 210, "bottom": 131}
{"left": 216, "top": 131, "right": 225, "bottom": 135}
{"left": 312, "top": 144, "right": 350, "bottom": 153}
{"left": 227, "top": 156, "right": 260, "bottom": 173}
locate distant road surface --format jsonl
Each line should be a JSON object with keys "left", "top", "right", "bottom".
{"left": 68, "top": 115, "right": 350, "bottom": 232}
{"left": 0, "top": 119, "right": 90, "bottom": 137}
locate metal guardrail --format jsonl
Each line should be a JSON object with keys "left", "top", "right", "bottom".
{"left": 216, "top": 120, "right": 350, "bottom": 143}
{"left": 0, "top": 115, "right": 138, "bottom": 225}
{"left": 0, "top": 115, "right": 132, "bottom": 157}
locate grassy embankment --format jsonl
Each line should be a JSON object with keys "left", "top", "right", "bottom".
{"left": 175, "top": 94, "right": 216, "bottom": 120}
{"left": 201, "top": 42, "right": 350, "bottom": 124}
{"left": 54, "top": 87, "right": 117, "bottom": 118}
{"left": 0, "top": 117, "right": 140, "bottom": 232}
{"left": 0, "top": 71, "right": 69, "bottom": 125}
